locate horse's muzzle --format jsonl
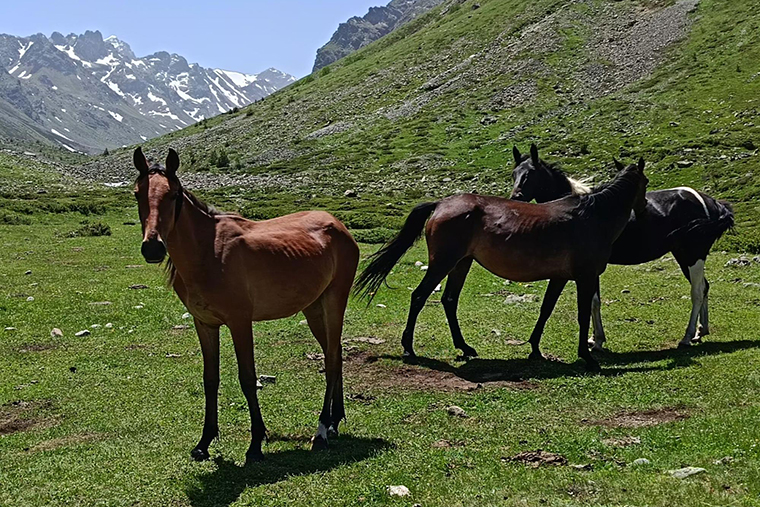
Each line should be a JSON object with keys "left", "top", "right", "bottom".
{"left": 141, "top": 239, "right": 166, "bottom": 264}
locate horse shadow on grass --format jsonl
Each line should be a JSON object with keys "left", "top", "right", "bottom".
{"left": 379, "top": 339, "right": 760, "bottom": 383}
{"left": 186, "top": 436, "right": 389, "bottom": 507}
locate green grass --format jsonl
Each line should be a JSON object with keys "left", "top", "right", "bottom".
{"left": 2, "top": 164, "right": 760, "bottom": 506}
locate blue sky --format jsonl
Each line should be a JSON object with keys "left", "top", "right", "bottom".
{"left": 0, "top": 0, "right": 384, "bottom": 77}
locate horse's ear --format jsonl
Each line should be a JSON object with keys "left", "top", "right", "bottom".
{"left": 530, "top": 143, "right": 539, "bottom": 166}
{"left": 166, "top": 149, "right": 180, "bottom": 176}
{"left": 134, "top": 147, "right": 149, "bottom": 176}
{"left": 613, "top": 158, "right": 624, "bottom": 171}
{"left": 637, "top": 157, "right": 646, "bottom": 173}
{"left": 512, "top": 146, "right": 522, "bottom": 165}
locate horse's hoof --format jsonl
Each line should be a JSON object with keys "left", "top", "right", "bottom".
{"left": 697, "top": 325, "right": 709, "bottom": 338}
{"left": 677, "top": 341, "right": 691, "bottom": 349}
{"left": 327, "top": 425, "right": 339, "bottom": 438}
{"left": 460, "top": 347, "right": 479, "bottom": 359}
{"left": 585, "top": 361, "right": 601, "bottom": 373}
{"left": 402, "top": 349, "right": 418, "bottom": 363}
{"left": 691, "top": 336, "right": 703, "bottom": 344}
{"left": 245, "top": 451, "right": 265, "bottom": 465}
{"left": 190, "top": 447, "right": 210, "bottom": 462}
{"left": 528, "top": 352, "right": 544, "bottom": 361}
{"left": 311, "top": 435, "right": 329, "bottom": 452}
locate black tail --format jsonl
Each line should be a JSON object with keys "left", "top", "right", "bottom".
{"left": 667, "top": 199, "right": 735, "bottom": 245}
{"left": 354, "top": 202, "right": 438, "bottom": 302}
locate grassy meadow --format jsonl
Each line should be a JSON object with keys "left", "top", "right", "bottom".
{"left": 2, "top": 155, "right": 760, "bottom": 507}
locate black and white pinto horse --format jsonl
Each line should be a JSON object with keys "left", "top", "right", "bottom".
{"left": 510, "top": 144, "right": 734, "bottom": 350}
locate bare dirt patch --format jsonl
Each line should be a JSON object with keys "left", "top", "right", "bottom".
{"left": 601, "top": 436, "right": 642, "bottom": 447}
{"left": 590, "top": 408, "right": 689, "bottom": 429}
{"left": 0, "top": 400, "right": 57, "bottom": 436}
{"left": 502, "top": 450, "right": 568, "bottom": 468}
{"left": 345, "top": 352, "right": 538, "bottom": 393}
{"left": 29, "top": 432, "right": 104, "bottom": 452}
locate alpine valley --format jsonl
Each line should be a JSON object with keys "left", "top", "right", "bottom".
{"left": 0, "top": 30, "right": 295, "bottom": 153}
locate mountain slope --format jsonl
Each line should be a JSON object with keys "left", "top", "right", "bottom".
{"left": 0, "top": 30, "right": 295, "bottom": 153}
{"left": 87, "top": 0, "right": 760, "bottom": 250}
{"left": 313, "top": 0, "right": 446, "bottom": 71}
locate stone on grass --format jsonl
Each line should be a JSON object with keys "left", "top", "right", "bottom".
{"left": 51, "top": 328, "right": 63, "bottom": 337}
{"left": 26, "top": 296, "right": 34, "bottom": 302}
{"left": 714, "top": 456, "right": 734, "bottom": 465}
{"left": 75, "top": 330, "right": 90, "bottom": 337}
{"left": 447, "top": 405, "right": 468, "bottom": 418}
{"left": 259, "top": 375, "right": 277, "bottom": 384}
{"left": 632, "top": 458, "right": 651, "bottom": 466}
{"left": 414, "top": 261, "right": 424, "bottom": 267}
{"left": 182, "top": 312, "right": 191, "bottom": 319}
{"left": 5, "top": 327, "right": 16, "bottom": 331}
{"left": 376, "top": 303, "right": 387, "bottom": 308}
{"left": 388, "top": 485, "right": 410, "bottom": 497}
{"left": 25, "top": 270, "right": 32, "bottom": 275}
{"left": 105, "top": 323, "right": 113, "bottom": 329}
{"left": 667, "top": 466, "right": 706, "bottom": 479}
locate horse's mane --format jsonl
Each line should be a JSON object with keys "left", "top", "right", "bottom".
{"left": 574, "top": 168, "right": 640, "bottom": 218}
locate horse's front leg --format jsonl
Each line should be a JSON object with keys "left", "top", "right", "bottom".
{"left": 576, "top": 277, "right": 600, "bottom": 372}
{"left": 528, "top": 279, "right": 567, "bottom": 360}
{"left": 229, "top": 320, "right": 267, "bottom": 464}
{"left": 191, "top": 319, "right": 220, "bottom": 461}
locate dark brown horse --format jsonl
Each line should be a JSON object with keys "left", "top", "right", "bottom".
{"left": 510, "top": 144, "right": 734, "bottom": 350}
{"left": 133, "top": 147, "right": 359, "bottom": 463}
{"left": 356, "top": 160, "right": 648, "bottom": 371}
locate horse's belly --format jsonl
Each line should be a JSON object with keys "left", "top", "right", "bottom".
{"left": 474, "top": 248, "right": 572, "bottom": 282}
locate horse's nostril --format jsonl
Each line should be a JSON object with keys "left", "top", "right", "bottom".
{"left": 141, "top": 240, "right": 166, "bottom": 263}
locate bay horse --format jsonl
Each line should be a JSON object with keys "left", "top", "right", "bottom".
{"left": 133, "top": 147, "right": 359, "bottom": 463}
{"left": 356, "top": 159, "right": 649, "bottom": 371}
{"left": 510, "top": 144, "right": 734, "bottom": 350}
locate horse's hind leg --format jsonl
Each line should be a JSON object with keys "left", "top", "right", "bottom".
{"left": 678, "top": 259, "right": 706, "bottom": 347}
{"left": 303, "top": 278, "right": 351, "bottom": 449}
{"left": 589, "top": 291, "right": 607, "bottom": 351}
{"left": 576, "top": 277, "right": 600, "bottom": 372}
{"left": 229, "top": 320, "right": 267, "bottom": 463}
{"left": 402, "top": 258, "right": 459, "bottom": 358}
{"left": 697, "top": 277, "right": 710, "bottom": 340}
{"left": 190, "top": 320, "right": 220, "bottom": 461}
{"left": 442, "top": 257, "right": 477, "bottom": 358}
{"left": 528, "top": 279, "right": 567, "bottom": 361}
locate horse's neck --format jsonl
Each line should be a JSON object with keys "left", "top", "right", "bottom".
{"left": 588, "top": 175, "right": 638, "bottom": 222}
{"left": 165, "top": 196, "right": 217, "bottom": 277}
{"left": 539, "top": 171, "right": 573, "bottom": 202}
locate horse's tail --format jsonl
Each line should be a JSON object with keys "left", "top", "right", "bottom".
{"left": 667, "top": 199, "right": 735, "bottom": 245}
{"left": 354, "top": 201, "right": 438, "bottom": 302}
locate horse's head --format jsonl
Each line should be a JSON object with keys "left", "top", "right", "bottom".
{"left": 133, "top": 147, "right": 183, "bottom": 264}
{"left": 614, "top": 157, "right": 649, "bottom": 215}
{"left": 510, "top": 144, "right": 556, "bottom": 202}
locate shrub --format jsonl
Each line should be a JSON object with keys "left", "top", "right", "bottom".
{"left": 68, "top": 221, "right": 112, "bottom": 237}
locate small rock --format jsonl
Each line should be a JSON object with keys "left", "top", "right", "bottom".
{"left": 504, "top": 294, "right": 537, "bottom": 304}
{"left": 344, "top": 189, "right": 357, "bottom": 198}
{"left": 621, "top": 289, "right": 631, "bottom": 294}
{"left": 492, "top": 329, "right": 502, "bottom": 336}
{"left": 447, "top": 405, "right": 468, "bottom": 418}
{"left": 256, "top": 380, "right": 264, "bottom": 389}
{"left": 632, "top": 458, "right": 651, "bottom": 466}
{"left": 129, "top": 284, "right": 149, "bottom": 290}
{"left": 75, "top": 330, "right": 90, "bottom": 337}
{"left": 442, "top": 177, "right": 452, "bottom": 182}
{"left": 570, "top": 463, "right": 592, "bottom": 471}
{"left": 414, "top": 261, "right": 424, "bottom": 267}
{"left": 667, "top": 466, "right": 706, "bottom": 479}
{"left": 182, "top": 312, "right": 191, "bottom": 319}
{"left": 299, "top": 319, "right": 308, "bottom": 325}
{"left": 134, "top": 305, "right": 144, "bottom": 310}
{"left": 25, "top": 270, "right": 32, "bottom": 275}
{"left": 172, "top": 325, "right": 190, "bottom": 330}
{"left": 26, "top": 296, "right": 34, "bottom": 302}
{"left": 5, "top": 327, "right": 16, "bottom": 331}
{"left": 51, "top": 328, "right": 63, "bottom": 337}
{"left": 388, "top": 485, "right": 410, "bottom": 497}
{"left": 714, "top": 456, "right": 734, "bottom": 465}
{"left": 91, "top": 324, "right": 101, "bottom": 329}
{"left": 89, "top": 301, "right": 112, "bottom": 306}
{"left": 433, "top": 284, "right": 441, "bottom": 292}
{"left": 259, "top": 375, "right": 277, "bottom": 384}
{"left": 306, "top": 352, "right": 324, "bottom": 361}
{"left": 165, "top": 353, "right": 182, "bottom": 358}
{"left": 105, "top": 323, "right": 113, "bottom": 329}
{"left": 376, "top": 303, "right": 387, "bottom": 308}
{"left": 676, "top": 160, "right": 694, "bottom": 168}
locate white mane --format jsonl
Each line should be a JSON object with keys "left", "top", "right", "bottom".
{"left": 568, "top": 176, "right": 592, "bottom": 196}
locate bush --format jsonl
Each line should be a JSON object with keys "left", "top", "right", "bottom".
{"left": 351, "top": 227, "right": 396, "bottom": 244}
{"left": 0, "top": 213, "right": 32, "bottom": 225}
{"left": 68, "top": 221, "right": 112, "bottom": 238}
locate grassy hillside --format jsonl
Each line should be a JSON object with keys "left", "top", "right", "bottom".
{"left": 84, "top": 0, "right": 760, "bottom": 251}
